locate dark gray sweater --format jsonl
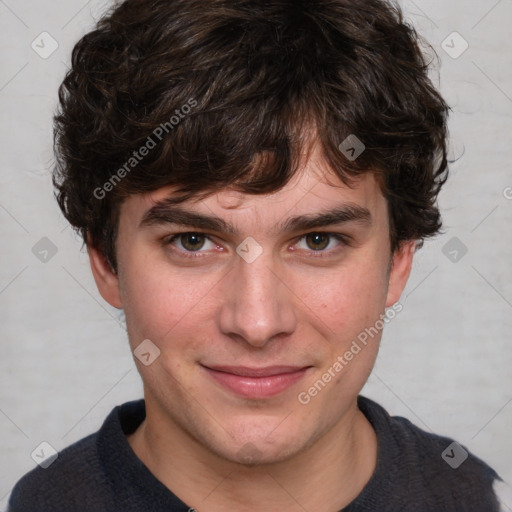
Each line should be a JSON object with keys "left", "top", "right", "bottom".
{"left": 8, "top": 396, "right": 501, "bottom": 511}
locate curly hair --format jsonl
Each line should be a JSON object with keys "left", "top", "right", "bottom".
{"left": 53, "top": 0, "right": 450, "bottom": 271}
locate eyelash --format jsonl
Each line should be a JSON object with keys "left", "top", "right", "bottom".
{"left": 163, "top": 232, "right": 350, "bottom": 260}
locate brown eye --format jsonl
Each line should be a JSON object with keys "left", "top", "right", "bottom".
{"left": 305, "top": 233, "right": 330, "bottom": 251}
{"left": 179, "top": 233, "right": 206, "bottom": 251}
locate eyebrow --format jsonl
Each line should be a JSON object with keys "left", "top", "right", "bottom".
{"left": 139, "top": 200, "right": 372, "bottom": 235}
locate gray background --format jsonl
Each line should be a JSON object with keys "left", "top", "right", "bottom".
{"left": 1, "top": 0, "right": 511, "bottom": 508}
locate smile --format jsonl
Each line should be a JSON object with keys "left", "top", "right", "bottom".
{"left": 201, "top": 365, "right": 312, "bottom": 399}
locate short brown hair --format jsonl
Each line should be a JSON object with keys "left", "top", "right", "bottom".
{"left": 53, "top": 0, "right": 450, "bottom": 271}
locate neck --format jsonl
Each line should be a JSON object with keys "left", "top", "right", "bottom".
{"left": 127, "top": 398, "right": 377, "bottom": 512}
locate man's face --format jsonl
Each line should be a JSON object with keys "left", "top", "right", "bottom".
{"left": 91, "top": 143, "right": 414, "bottom": 464}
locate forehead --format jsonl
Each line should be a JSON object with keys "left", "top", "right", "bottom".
{"left": 119, "top": 144, "right": 388, "bottom": 230}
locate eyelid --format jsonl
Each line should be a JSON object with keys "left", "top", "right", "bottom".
{"left": 164, "top": 232, "right": 219, "bottom": 258}
{"left": 293, "top": 233, "right": 350, "bottom": 256}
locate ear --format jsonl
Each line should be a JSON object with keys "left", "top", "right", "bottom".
{"left": 385, "top": 239, "right": 417, "bottom": 307}
{"left": 88, "top": 241, "right": 123, "bottom": 309}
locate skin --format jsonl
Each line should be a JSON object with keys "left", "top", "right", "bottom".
{"left": 89, "top": 141, "right": 416, "bottom": 511}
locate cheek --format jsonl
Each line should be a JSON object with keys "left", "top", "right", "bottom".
{"left": 297, "top": 257, "right": 390, "bottom": 340}
{"left": 118, "top": 255, "right": 212, "bottom": 346}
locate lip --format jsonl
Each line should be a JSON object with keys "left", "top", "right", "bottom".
{"left": 201, "top": 365, "right": 311, "bottom": 399}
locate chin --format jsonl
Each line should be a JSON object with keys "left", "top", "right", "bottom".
{"left": 224, "top": 441, "right": 301, "bottom": 466}
{"left": 205, "top": 420, "right": 317, "bottom": 467}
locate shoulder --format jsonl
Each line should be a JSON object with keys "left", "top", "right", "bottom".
{"left": 357, "top": 396, "right": 502, "bottom": 511}
{"left": 391, "top": 414, "right": 500, "bottom": 505}
{"left": 8, "top": 431, "right": 112, "bottom": 511}
{"left": 7, "top": 400, "right": 145, "bottom": 512}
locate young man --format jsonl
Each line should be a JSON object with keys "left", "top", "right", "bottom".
{"left": 8, "top": 0, "right": 502, "bottom": 510}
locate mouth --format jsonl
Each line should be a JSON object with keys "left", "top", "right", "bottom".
{"left": 200, "top": 364, "right": 312, "bottom": 399}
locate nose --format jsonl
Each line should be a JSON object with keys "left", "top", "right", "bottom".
{"left": 218, "top": 250, "right": 297, "bottom": 348}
